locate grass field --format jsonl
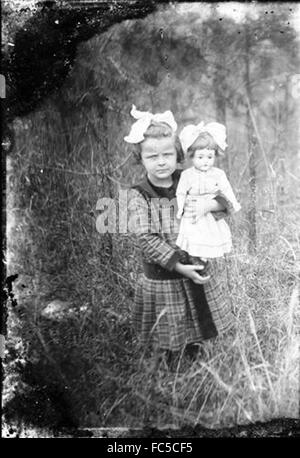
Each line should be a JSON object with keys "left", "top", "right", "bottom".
{"left": 4, "top": 146, "right": 299, "bottom": 434}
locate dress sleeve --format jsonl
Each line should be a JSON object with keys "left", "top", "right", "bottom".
{"left": 217, "top": 170, "right": 241, "bottom": 213}
{"left": 128, "top": 189, "right": 182, "bottom": 271}
{"left": 176, "top": 170, "right": 190, "bottom": 197}
{"left": 176, "top": 171, "right": 189, "bottom": 217}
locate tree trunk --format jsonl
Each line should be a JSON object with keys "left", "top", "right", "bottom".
{"left": 170, "top": 88, "right": 178, "bottom": 119}
{"left": 244, "top": 25, "right": 257, "bottom": 255}
{"left": 213, "top": 54, "right": 228, "bottom": 172}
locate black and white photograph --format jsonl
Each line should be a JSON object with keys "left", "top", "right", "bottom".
{"left": 2, "top": 0, "right": 300, "bottom": 439}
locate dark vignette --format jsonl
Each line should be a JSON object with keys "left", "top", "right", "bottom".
{"left": 1, "top": 0, "right": 300, "bottom": 439}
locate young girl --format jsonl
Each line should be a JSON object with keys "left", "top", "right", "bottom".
{"left": 176, "top": 122, "right": 241, "bottom": 266}
{"left": 124, "top": 105, "right": 235, "bottom": 358}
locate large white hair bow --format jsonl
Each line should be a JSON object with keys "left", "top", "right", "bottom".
{"left": 124, "top": 104, "right": 178, "bottom": 144}
{"left": 179, "top": 121, "right": 228, "bottom": 154}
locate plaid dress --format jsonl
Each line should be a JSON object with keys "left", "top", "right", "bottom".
{"left": 128, "top": 170, "right": 235, "bottom": 352}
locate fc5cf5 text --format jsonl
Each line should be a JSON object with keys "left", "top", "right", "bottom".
{"left": 151, "top": 443, "right": 192, "bottom": 453}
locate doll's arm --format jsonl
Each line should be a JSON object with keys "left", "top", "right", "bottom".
{"left": 176, "top": 194, "right": 186, "bottom": 219}
{"left": 218, "top": 171, "right": 241, "bottom": 213}
{"left": 128, "top": 189, "right": 182, "bottom": 271}
{"left": 176, "top": 171, "right": 189, "bottom": 218}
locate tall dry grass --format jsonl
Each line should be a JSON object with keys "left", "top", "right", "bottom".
{"left": 117, "top": 215, "right": 299, "bottom": 429}
{"left": 3, "top": 29, "right": 299, "bottom": 431}
{"left": 5, "top": 120, "right": 299, "bottom": 430}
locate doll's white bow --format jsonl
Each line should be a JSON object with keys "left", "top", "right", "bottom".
{"left": 179, "top": 122, "right": 228, "bottom": 155}
{"left": 124, "top": 104, "right": 178, "bottom": 144}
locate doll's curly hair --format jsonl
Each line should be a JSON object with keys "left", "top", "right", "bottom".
{"left": 131, "top": 121, "right": 184, "bottom": 163}
{"left": 187, "top": 132, "right": 221, "bottom": 158}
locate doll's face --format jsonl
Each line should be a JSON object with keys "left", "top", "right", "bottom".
{"left": 192, "top": 148, "right": 215, "bottom": 172}
{"left": 140, "top": 136, "right": 177, "bottom": 183}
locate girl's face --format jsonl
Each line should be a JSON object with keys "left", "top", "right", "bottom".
{"left": 192, "top": 148, "right": 215, "bottom": 172}
{"left": 140, "top": 136, "right": 177, "bottom": 184}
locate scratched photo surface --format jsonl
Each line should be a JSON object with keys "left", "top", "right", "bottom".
{"left": 3, "top": 0, "right": 300, "bottom": 438}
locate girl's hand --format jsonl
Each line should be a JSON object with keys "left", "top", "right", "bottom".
{"left": 174, "top": 262, "right": 210, "bottom": 284}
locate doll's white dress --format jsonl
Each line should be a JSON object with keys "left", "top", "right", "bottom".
{"left": 176, "top": 166, "right": 241, "bottom": 258}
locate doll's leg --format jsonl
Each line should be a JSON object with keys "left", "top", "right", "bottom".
{"left": 157, "top": 349, "right": 181, "bottom": 372}
{"left": 184, "top": 342, "right": 206, "bottom": 361}
{"left": 184, "top": 343, "right": 200, "bottom": 361}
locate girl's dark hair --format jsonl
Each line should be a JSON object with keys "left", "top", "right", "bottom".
{"left": 131, "top": 121, "right": 184, "bottom": 163}
{"left": 187, "top": 132, "right": 220, "bottom": 158}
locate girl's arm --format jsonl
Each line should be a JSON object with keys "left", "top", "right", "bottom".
{"left": 211, "top": 195, "right": 232, "bottom": 221}
{"left": 129, "top": 190, "right": 211, "bottom": 283}
{"left": 184, "top": 194, "right": 228, "bottom": 220}
{"left": 128, "top": 189, "right": 182, "bottom": 271}
{"left": 184, "top": 189, "right": 237, "bottom": 221}
{"left": 204, "top": 198, "right": 225, "bottom": 212}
